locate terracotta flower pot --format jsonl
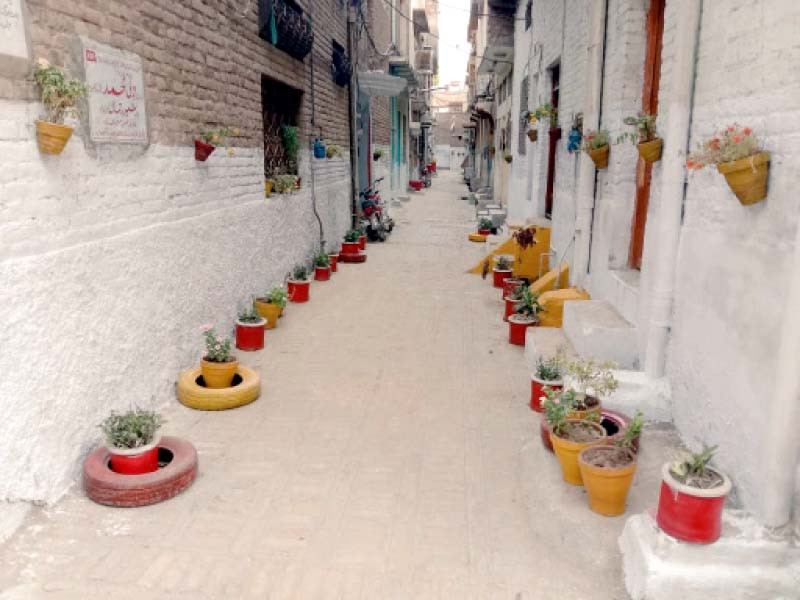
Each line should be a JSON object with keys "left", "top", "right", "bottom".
{"left": 357, "top": 235, "right": 367, "bottom": 251}
{"left": 341, "top": 241, "right": 360, "bottom": 255}
{"left": 201, "top": 357, "right": 238, "bottom": 389}
{"left": 235, "top": 319, "right": 266, "bottom": 351}
{"left": 288, "top": 279, "right": 310, "bottom": 303}
{"left": 314, "top": 266, "right": 331, "bottom": 281}
{"left": 194, "top": 139, "right": 216, "bottom": 161}
{"left": 503, "top": 296, "right": 521, "bottom": 322}
{"left": 587, "top": 144, "right": 609, "bottom": 169}
{"left": 578, "top": 445, "right": 638, "bottom": 516}
{"left": 478, "top": 228, "right": 491, "bottom": 236}
{"left": 108, "top": 437, "right": 161, "bottom": 475}
{"left": 502, "top": 278, "right": 524, "bottom": 300}
{"left": 527, "top": 129, "right": 538, "bottom": 142}
{"left": 328, "top": 253, "right": 339, "bottom": 272}
{"left": 265, "top": 180, "right": 273, "bottom": 197}
{"left": 530, "top": 375, "right": 562, "bottom": 412}
{"left": 637, "top": 138, "right": 663, "bottom": 163}
{"left": 508, "top": 314, "right": 537, "bottom": 346}
{"left": 36, "top": 120, "right": 74, "bottom": 155}
{"left": 717, "top": 151, "right": 770, "bottom": 205}
{"left": 550, "top": 420, "right": 607, "bottom": 485}
{"left": 656, "top": 462, "right": 732, "bottom": 544}
{"left": 492, "top": 268, "right": 512, "bottom": 288}
{"left": 254, "top": 299, "right": 281, "bottom": 329}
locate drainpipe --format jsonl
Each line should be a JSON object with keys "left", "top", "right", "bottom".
{"left": 572, "top": 0, "right": 607, "bottom": 288}
{"left": 347, "top": 6, "right": 359, "bottom": 227}
{"left": 643, "top": 0, "right": 702, "bottom": 378}
{"left": 760, "top": 219, "right": 800, "bottom": 527}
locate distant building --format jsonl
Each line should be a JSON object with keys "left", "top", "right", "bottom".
{"left": 430, "top": 83, "right": 468, "bottom": 170}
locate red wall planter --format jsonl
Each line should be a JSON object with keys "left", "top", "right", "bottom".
{"left": 329, "top": 253, "right": 339, "bottom": 272}
{"left": 341, "top": 241, "right": 360, "bottom": 255}
{"left": 288, "top": 279, "right": 310, "bottom": 303}
{"left": 314, "top": 266, "right": 331, "bottom": 281}
{"left": 656, "top": 463, "right": 732, "bottom": 543}
{"left": 194, "top": 139, "right": 215, "bottom": 161}
{"left": 508, "top": 317, "right": 535, "bottom": 346}
{"left": 492, "top": 268, "right": 512, "bottom": 288}
{"left": 530, "top": 377, "right": 562, "bottom": 412}
{"left": 357, "top": 235, "right": 366, "bottom": 251}
{"left": 109, "top": 443, "right": 160, "bottom": 475}
{"left": 236, "top": 320, "right": 265, "bottom": 351}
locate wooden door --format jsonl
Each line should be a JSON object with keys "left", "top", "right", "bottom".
{"left": 628, "top": 0, "right": 665, "bottom": 269}
{"left": 544, "top": 64, "right": 560, "bottom": 218}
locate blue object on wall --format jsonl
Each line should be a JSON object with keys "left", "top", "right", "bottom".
{"left": 567, "top": 127, "right": 582, "bottom": 154}
{"left": 313, "top": 138, "right": 326, "bottom": 159}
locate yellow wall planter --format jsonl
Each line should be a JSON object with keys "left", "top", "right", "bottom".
{"left": 36, "top": 121, "right": 74, "bottom": 155}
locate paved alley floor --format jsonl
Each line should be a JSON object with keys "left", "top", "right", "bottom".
{"left": 0, "top": 171, "right": 679, "bottom": 599}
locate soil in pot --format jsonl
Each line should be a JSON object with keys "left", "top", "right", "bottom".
{"left": 578, "top": 445, "right": 637, "bottom": 516}
{"left": 550, "top": 420, "right": 607, "bottom": 485}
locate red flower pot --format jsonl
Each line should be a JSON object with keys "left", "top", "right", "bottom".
{"left": 530, "top": 376, "right": 563, "bottom": 412}
{"left": 540, "top": 416, "right": 554, "bottom": 453}
{"left": 341, "top": 241, "right": 360, "bottom": 255}
{"left": 314, "top": 266, "right": 331, "bottom": 281}
{"left": 478, "top": 228, "right": 491, "bottom": 236}
{"left": 288, "top": 279, "right": 310, "bottom": 303}
{"left": 194, "top": 139, "right": 215, "bottom": 161}
{"left": 358, "top": 235, "right": 366, "bottom": 251}
{"left": 492, "top": 268, "right": 512, "bottom": 288}
{"left": 109, "top": 439, "right": 160, "bottom": 475}
{"left": 656, "top": 463, "right": 732, "bottom": 544}
{"left": 329, "top": 253, "right": 339, "bottom": 272}
{"left": 409, "top": 180, "right": 423, "bottom": 191}
{"left": 235, "top": 319, "right": 265, "bottom": 351}
{"left": 508, "top": 315, "right": 537, "bottom": 346}
{"left": 502, "top": 278, "right": 524, "bottom": 299}
{"left": 504, "top": 297, "right": 521, "bottom": 321}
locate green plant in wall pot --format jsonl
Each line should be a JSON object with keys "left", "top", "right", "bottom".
{"left": 373, "top": 148, "right": 383, "bottom": 161}
{"left": 582, "top": 128, "right": 611, "bottom": 169}
{"left": 616, "top": 113, "right": 661, "bottom": 163}
{"left": 32, "top": 58, "right": 88, "bottom": 155}
{"left": 478, "top": 217, "right": 493, "bottom": 232}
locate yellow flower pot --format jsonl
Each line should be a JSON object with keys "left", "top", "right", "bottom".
{"left": 637, "top": 138, "right": 663, "bottom": 163}
{"left": 36, "top": 120, "right": 74, "bottom": 155}
{"left": 587, "top": 144, "right": 609, "bottom": 169}
{"left": 200, "top": 358, "right": 238, "bottom": 389}
{"left": 550, "top": 420, "right": 607, "bottom": 485}
{"left": 265, "top": 180, "right": 273, "bottom": 197}
{"left": 578, "top": 445, "right": 637, "bottom": 516}
{"left": 717, "top": 151, "right": 770, "bottom": 205}
{"left": 254, "top": 299, "right": 281, "bottom": 329}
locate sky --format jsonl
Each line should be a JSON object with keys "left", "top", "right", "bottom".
{"left": 436, "top": 0, "right": 470, "bottom": 85}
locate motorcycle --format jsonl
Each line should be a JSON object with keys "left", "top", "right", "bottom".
{"left": 420, "top": 166, "right": 432, "bottom": 188}
{"left": 359, "top": 176, "right": 394, "bottom": 241}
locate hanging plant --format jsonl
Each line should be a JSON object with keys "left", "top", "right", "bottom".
{"left": 513, "top": 226, "right": 537, "bottom": 250}
{"left": 582, "top": 129, "right": 610, "bottom": 169}
{"left": 32, "top": 58, "right": 88, "bottom": 155}
{"left": 616, "top": 113, "right": 662, "bottom": 163}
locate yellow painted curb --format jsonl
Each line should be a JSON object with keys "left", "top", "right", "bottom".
{"left": 177, "top": 365, "right": 261, "bottom": 411}
{"left": 539, "top": 287, "right": 591, "bottom": 327}
{"left": 467, "top": 227, "right": 551, "bottom": 281}
{"left": 468, "top": 233, "right": 487, "bottom": 242}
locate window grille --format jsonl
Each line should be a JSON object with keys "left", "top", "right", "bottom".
{"left": 261, "top": 75, "right": 303, "bottom": 177}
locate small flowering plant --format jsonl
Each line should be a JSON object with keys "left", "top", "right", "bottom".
{"left": 200, "top": 126, "right": 239, "bottom": 156}
{"left": 33, "top": 58, "right": 88, "bottom": 124}
{"left": 686, "top": 124, "right": 760, "bottom": 170}
{"left": 616, "top": 113, "right": 658, "bottom": 146}
{"left": 542, "top": 387, "right": 573, "bottom": 437}
{"left": 200, "top": 324, "right": 233, "bottom": 362}
{"left": 581, "top": 129, "right": 610, "bottom": 152}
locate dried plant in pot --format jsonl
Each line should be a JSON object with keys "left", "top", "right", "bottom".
{"left": 617, "top": 113, "right": 661, "bottom": 163}
{"left": 530, "top": 349, "right": 566, "bottom": 412}
{"left": 656, "top": 445, "right": 732, "bottom": 543}
{"left": 287, "top": 264, "right": 311, "bottom": 303}
{"left": 492, "top": 255, "right": 513, "bottom": 288}
{"left": 564, "top": 357, "right": 619, "bottom": 418}
{"left": 235, "top": 306, "right": 266, "bottom": 351}
{"left": 582, "top": 129, "right": 610, "bottom": 169}
{"left": 200, "top": 325, "right": 237, "bottom": 388}
{"left": 477, "top": 217, "right": 493, "bottom": 236}
{"left": 578, "top": 411, "right": 643, "bottom": 516}
{"left": 254, "top": 286, "right": 287, "bottom": 329}
{"left": 32, "top": 58, "right": 87, "bottom": 155}
{"left": 195, "top": 126, "right": 239, "bottom": 161}
{"left": 100, "top": 408, "right": 164, "bottom": 475}
{"left": 313, "top": 252, "right": 331, "bottom": 281}
{"left": 508, "top": 287, "right": 542, "bottom": 346}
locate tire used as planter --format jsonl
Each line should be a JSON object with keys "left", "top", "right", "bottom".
{"left": 177, "top": 365, "right": 261, "bottom": 411}
{"left": 550, "top": 420, "right": 607, "bottom": 486}
{"left": 578, "top": 445, "right": 638, "bottom": 516}
{"left": 637, "top": 138, "right": 663, "bottom": 163}
{"left": 492, "top": 267, "right": 512, "bottom": 289}
{"left": 84, "top": 436, "right": 198, "bottom": 507}
{"left": 587, "top": 145, "right": 609, "bottom": 169}
{"left": 329, "top": 253, "right": 339, "bottom": 272}
{"left": 508, "top": 314, "right": 537, "bottom": 346}
{"left": 717, "top": 151, "right": 770, "bottom": 205}
{"left": 530, "top": 375, "right": 563, "bottom": 412}
{"left": 254, "top": 299, "right": 281, "bottom": 329}
{"left": 656, "top": 462, "right": 732, "bottom": 544}
{"left": 194, "top": 139, "right": 216, "bottom": 161}
{"left": 601, "top": 409, "right": 640, "bottom": 453}
{"left": 339, "top": 251, "right": 367, "bottom": 263}
{"left": 540, "top": 415, "right": 555, "bottom": 453}
{"left": 288, "top": 279, "right": 310, "bottom": 303}
{"left": 235, "top": 319, "right": 266, "bottom": 351}
{"left": 108, "top": 438, "right": 161, "bottom": 475}
{"left": 36, "top": 120, "right": 74, "bottom": 155}
{"left": 314, "top": 266, "right": 331, "bottom": 281}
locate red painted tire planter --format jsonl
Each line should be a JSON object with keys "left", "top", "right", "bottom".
{"left": 530, "top": 376, "right": 562, "bottom": 412}
{"left": 194, "top": 139, "right": 215, "bottom": 161}
{"left": 600, "top": 409, "right": 640, "bottom": 453}
{"left": 504, "top": 297, "right": 521, "bottom": 321}
{"left": 656, "top": 463, "right": 732, "bottom": 544}
{"left": 492, "top": 268, "right": 512, "bottom": 288}
{"left": 84, "top": 436, "right": 198, "bottom": 507}
{"left": 339, "top": 251, "right": 367, "bottom": 263}
{"left": 357, "top": 235, "right": 367, "bottom": 251}
{"left": 508, "top": 316, "right": 536, "bottom": 346}
{"left": 314, "top": 266, "right": 331, "bottom": 281}
{"left": 540, "top": 416, "right": 554, "bottom": 453}
{"left": 329, "top": 253, "right": 339, "bottom": 272}
{"left": 478, "top": 228, "right": 491, "bottom": 236}
{"left": 502, "top": 278, "right": 524, "bottom": 300}
{"left": 235, "top": 319, "right": 266, "bottom": 351}
{"left": 288, "top": 279, "right": 310, "bottom": 303}
{"left": 341, "top": 241, "right": 360, "bottom": 255}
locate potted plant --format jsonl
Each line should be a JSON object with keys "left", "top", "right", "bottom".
{"left": 281, "top": 124, "right": 299, "bottom": 172}
{"left": 582, "top": 129, "right": 610, "bottom": 169}
{"left": 326, "top": 145, "right": 343, "bottom": 159}
{"left": 265, "top": 179, "right": 274, "bottom": 197}
{"left": 196, "top": 127, "right": 238, "bottom": 161}
{"left": 287, "top": 264, "right": 311, "bottom": 303}
{"left": 504, "top": 281, "right": 526, "bottom": 322}
{"left": 478, "top": 218, "right": 493, "bottom": 236}
{"left": 656, "top": 445, "right": 732, "bottom": 543}
{"left": 686, "top": 124, "right": 770, "bottom": 205}
{"left": 342, "top": 229, "right": 361, "bottom": 255}
{"left": 273, "top": 174, "right": 299, "bottom": 194}
{"left": 504, "top": 152, "right": 513, "bottom": 164}
{"left": 530, "top": 351, "right": 565, "bottom": 412}
{"left": 373, "top": 148, "right": 384, "bottom": 161}
{"left": 492, "top": 256, "right": 513, "bottom": 288}
{"left": 512, "top": 226, "right": 537, "bottom": 250}
{"left": 617, "top": 113, "right": 661, "bottom": 163}
{"left": 328, "top": 248, "right": 340, "bottom": 272}
{"left": 565, "top": 357, "right": 618, "bottom": 418}
{"left": 508, "top": 286, "right": 542, "bottom": 346}
{"left": 32, "top": 58, "right": 87, "bottom": 155}
{"left": 578, "top": 411, "right": 643, "bottom": 516}
{"left": 235, "top": 306, "right": 266, "bottom": 351}
{"left": 254, "top": 286, "right": 287, "bottom": 329}
{"left": 313, "top": 252, "right": 331, "bottom": 281}
{"left": 501, "top": 277, "right": 525, "bottom": 302}
{"left": 100, "top": 408, "right": 164, "bottom": 475}
{"left": 200, "top": 324, "right": 237, "bottom": 388}
{"left": 543, "top": 392, "right": 607, "bottom": 485}
{"left": 356, "top": 225, "right": 367, "bottom": 251}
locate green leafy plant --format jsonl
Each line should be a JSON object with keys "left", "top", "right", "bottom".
{"left": 495, "top": 256, "right": 511, "bottom": 271}
{"left": 273, "top": 174, "right": 298, "bottom": 194}
{"left": 567, "top": 357, "right": 618, "bottom": 401}
{"left": 478, "top": 218, "right": 493, "bottom": 230}
{"left": 616, "top": 113, "right": 657, "bottom": 146}
{"left": 344, "top": 228, "right": 360, "bottom": 243}
{"left": 314, "top": 252, "right": 330, "bottom": 267}
{"left": 200, "top": 324, "right": 233, "bottom": 362}
{"left": 200, "top": 127, "right": 239, "bottom": 154}
{"left": 616, "top": 411, "right": 643, "bottom": 449}
{"left": 535, "top": 350, "right": 565, "bottom": 382}
{"left": 514, "top": 286, "right": 543, "bottom": 318}
{"left": 581, "top": 129, "right": 610, "bottom": 152}
{"left": 266, "top": 286, "right": 288, "bottom": 307}
{"left": 356, "top": 224, "right": 366, "bottom": 236}
{"left": 686, "top": 124, "right": 761, "bottom": 170}
{"left": 326, "top": 145, "right": 343, "bottom": 159}
{"left": 100, "top": 408, "right": 164, "bottom": 450}
{"left": 530, "top": 103, "right": 558, "bottom": 127}
{"left": 542, "top": 387, "right": 574, "bottom": 437}
{"left": 238, "top": 305, "right": 263, "bottom": 323}
{"left": 33, "top": 58, "right": 87, "bottom": 124}
{"left": 509, "top": 283, "right": 528, "bottom": 301}
{"left": 670, "top": 445, "right": 721, "bottom": 488}
{"left": 280, "top": 124, "right": 299, "bottom": 164}
{"left": 292, "top": 265, "right": 309, "bottom": 281}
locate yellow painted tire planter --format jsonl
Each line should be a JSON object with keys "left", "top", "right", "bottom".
{"left": 177, "top": 365, "right": 260, "bottom": 411}
{"left": 468, "top": 233, "right": 487, "bottom": 242}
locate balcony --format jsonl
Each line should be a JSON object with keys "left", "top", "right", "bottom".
{"left": 258, "top": 0, "right": 314, "bottom": 61}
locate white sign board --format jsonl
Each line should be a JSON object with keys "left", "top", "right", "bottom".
{"left": 0, "top": 0, "right": 29, "bottom": 63}
{"left": 83, "top": 39, "right": 147, "bottom": 144}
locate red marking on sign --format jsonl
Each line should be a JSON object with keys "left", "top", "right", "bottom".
{"left": 85, "top": 49, "right": 97, "bottom": 62}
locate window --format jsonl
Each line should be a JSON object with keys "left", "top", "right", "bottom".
{"left": 331, "top": 40, "right": 351, "bottom": 86}
{"left": 525, "top": 1, "right": 532, "bottom": 30}
{"left": 261, "top": 75, "right": 303, "bottom": 176}
{"left": 258, "top": 0, "right": 314, "bottom": 61}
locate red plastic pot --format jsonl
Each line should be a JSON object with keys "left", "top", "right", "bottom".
{"left": 493, "top": 268, "right": 512, "bottom": 288}
{"left": 341, "top": 241, "right": 360, "bottom": 255}
{"left": 314, "top": 266, "right": 331, "bottom": 281}
{"left": 656, "top": 463, "right": 732, "bottom": 544}
{"left": 530, "top": 376, "right": 562, "bottom": 412}
{"left": 235, "top": 319, "right": 265, "bottom": 351}
{"left": 194, "top": 139, "right": 215, "bottom": 161}
{"left": 109, "top": 440, "right": 160, "bottom": 475}
{"left": 540, "top": 416, "right": 554, "bottom": 453}
{"left": 478, "top": 228, "right": 491, "bottom": 236}
{"left": 329, "top": 253, "right": 339, "bottom": 272}
{"left": 288, "top": 279, "right": 310, "bottom": 303}
{"left": 503, "top": 297, "right": 520, "bottom": 321}
{"left": 358, "top": 235, "right": 366, "bottom": 251}
{"left": 502, "top": 278, "right": 524, "bottom": 299}
{"left": 508, "top": 315, "right": 537, "bottom": 346}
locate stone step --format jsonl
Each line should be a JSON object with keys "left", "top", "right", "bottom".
{"left": 563, "top": 300, "right": 639, "bottom": 369}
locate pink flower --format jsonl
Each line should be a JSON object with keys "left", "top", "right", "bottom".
{"left": 215, "top": 335, "right": 223, "bottom": 343}
{"left": 215, "top": 343, "right": 221, "bottom": 350}
{"left": 727, "top": 126, "right": 735, "bottom": 133}
{"left": 743, "top": 127, "right": 752, "bottom": 135}
{"left": 732, "top": 135, "right": 742, "bottom": 143}
{"left": 200, "top": 323, "right": 213, "bottom": 333}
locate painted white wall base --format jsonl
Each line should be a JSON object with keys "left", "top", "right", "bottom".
{"left": 0, "top": 503, "right": 30, "bottom": 545}
{"left": 620, "top": 510, "right": 800, "bottom": 600}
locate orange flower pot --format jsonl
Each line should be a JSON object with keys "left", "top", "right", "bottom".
{"left": 637, "top": 138, "right": 663, "bottom": 163}
{"left": 587, "top": 144, "right": 609, "bottom": 169}
{"left": 578, "top": 445, "right": 637, "bottom": 516}
{"left": 717, "top": 152, "right": 770, "bottom": 205}
{"left": 254, "top": 299, "right": 281, "bottom": 329}
{"left": 36, "top": 120, "right": 74, "bottom": 155}
{"left": 200, "top": 358, "right": 238, "bottom": 389}
{"left": 550, "top": 420, "right": 606, "bottom": 485}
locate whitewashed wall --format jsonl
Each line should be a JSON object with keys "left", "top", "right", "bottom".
{"left": 0, "top": 99, "right": 351, "bottom": 505}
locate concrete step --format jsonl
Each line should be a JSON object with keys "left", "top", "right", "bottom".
{"left": 563, "top": 300, "right": 639, "bottom": 369}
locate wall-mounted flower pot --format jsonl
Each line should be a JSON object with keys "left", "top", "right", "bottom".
{"left": 550, "top": 420, "right": 607, "bottom": 485}
{"left": 314, "top": 266, "right": 331, "bottom": 281}
{"left": 373, "top": 151, "right": 382, "bottom": 161}
{"left": 195, "top": 139, "right": 215, "bottom": 161}
{"left": 36, "top": 120, "right": 74, "bottom": 155}
{"left": 637, "top": 138, "right": 663, "bottom": 163}
{"left": 492, "top": 267, "right": 512, "bottom": 288}
{"left": 503, "top": 296, "right": 521, "bottom": 322}
{"left": 254, "top": 299, "right": 281, "bottom": 329}
{"left": 288, "top": 279, "right": 310, "bottom": 303}
{"left": 578, "top": 445, "right": 638, "bottom": 516}
{"left": 201, "top": 357, "right": 238, "bottom": 389}
{"left": 508, "top": 314, "right": 538, "bottom": 346}
{"left": 587, "top": 144, "right": 609, "bottom": 169}
{"left": 530, "top": 375, "right": 562, "bottom": 412}
{"left": 236, "top": 318, "right": 266, "bottom": 351}
{"left": 328, "top": 253, "right": 339, "bottom": 272}
{"left": 108, "top": 438, "right": 161, "bottom": 475}
{"left": 527, "top": 129, "right": 538, "bottom": 142}
{"left": 357, "top": 235, "right": 366, "bottom": 251}
{"left": 717, "top": 152, "right": 770, "bottom": 205}
{"left": 341, "top": 241, "right": 360, "bottom": 255}
{"left": 504, "top": 155, "right": 513, "bottom": 164}
{"left": 656, "top": 462, "right": 732, "bottom": 544}
{"left": 478, "top": 228, "right": 491, "bottom": 236}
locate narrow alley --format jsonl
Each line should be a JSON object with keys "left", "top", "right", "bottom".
{"left": 0, "top": 172, "right": 677, "bottom": 599}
